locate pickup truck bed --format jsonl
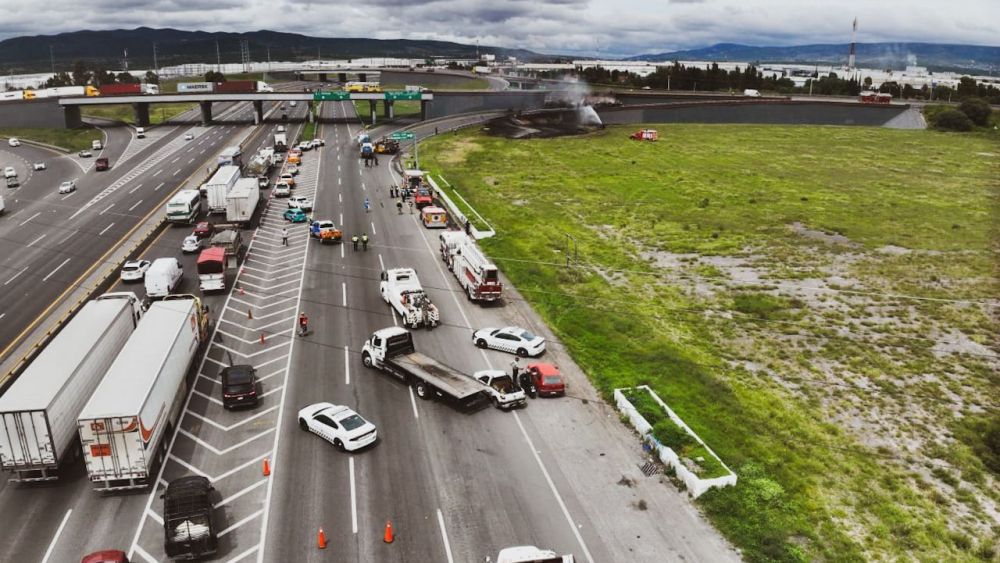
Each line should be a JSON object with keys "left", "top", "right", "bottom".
{"left": 386, "top": 352, "right": 484, "bottom": 401}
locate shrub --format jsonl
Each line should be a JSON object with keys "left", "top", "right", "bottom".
{"left": 959, "top": 97, "right": 992, "bottom": 126}
{"left": 653, "top": 418, "right": 696, "bottom": 450}
{"left": 932, "top": 109, "right": 974, "bottom": 132}
{"left": 733, "top": 293, "right": 793, "bottom": 319}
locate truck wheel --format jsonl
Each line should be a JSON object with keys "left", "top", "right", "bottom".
{"left": 362, "top": 352, "right": 373, "bottom": 368}
{"left": 299, "top": 418, "right": 308, "bottom": 430}
{"left": 517, "top": 348, "right": 528, "bottom": 357}
{"left": 415, "top": 381, "right": 431, "bottom": 400}
{"left": 492, "top": 397, "right": 500, "bottom": 409}
{"left": 476, "top": 338, "right": 487, "bottom": 348}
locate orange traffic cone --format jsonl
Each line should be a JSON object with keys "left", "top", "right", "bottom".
{"left": 259, "top": 333, "right": 265, "bottom": 345}
{"left": 383, "top": 520, "right": 394, "bottom": 543}
{"left": 262, "top": 457, "right": 270, "bottom": 476}
{"left": 317, "top": 528, "right": 327, "bottom": 549}
{"left": 248, "top": 308, "right": 253, "bottom": 320}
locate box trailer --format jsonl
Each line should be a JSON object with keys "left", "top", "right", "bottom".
{"left": 226, "top": 177, "right": 260, "bottom": 224}
{"left": 177, "top": 82, "right": 214, "bottom": 93}
{"left": 203, "top": 165, "right": 240, "bottom": 214}
{"left": 0, "top": 293, "right": 142, "bottom": 482}
{"left": 77, "top": 296, "right": 208, "bottom": 491}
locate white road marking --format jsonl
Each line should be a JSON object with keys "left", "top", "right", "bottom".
{"left": 338, "top": 178, "right": 342, "bottom": 185}
{"left": 59, "top": 231, "right": 75, "bottom": 244}
{"left": 26, "top": 233, "right": 47, "bottom": 247}
{"left": 173, "top": 169, "right": 181, "bottom": 176}
{"left": 4, "top": 268, "right": 27, "bottom": 285}
{"left": 370, "top": 221, "right": 377, "bottom": 236}
{"left": 378, "top": 253, "right": 385, "bottom": 271}
{"left": 128, "top": 200, "right": 143, "bottom": 212}
{"left": 154, "top": 169, "right": 163, "bottom": 175}
{"left": 349, "top": 457, "right": 358, "bottom": 534}
{"left": 340, "top": 244, "right": 344, "bottom": 259}
{"left": 344, "top": 345, "right": 350, "bottom": 385}
{"left": 342, "top": 282, "right": 347, "bottom": 307}
{"left": 98, "top": 223, "right": 115, "bottom": 236}
{"left": 339, "top": 213, "right": 343, "bottom": 225}
{"left": 99, "top": 203, "right": 114, "bottom": 215}
{"left": 40, "top": 509, "right": 72, "bottom": 563}
{"left": 189, "top": 157, "right": 196, "bottom": 163}
{"left": 436, "top": 509, "right": 455, "bottom": 563}
{"left": 154, "top": 182, "right": 164, "bottom": 191}
{"left": 408, "top": 385, "right": 419, "bottom": 418}
{"left": 42, "top": 258, "right": 70, "bottom": 282}
{"left": 19, "top": 211, "right": 40, "bottom": 226}
{"left": 338, "top": 193, "right": 342, "bottom": 203}
{"left": 128, "top": 183, "right": 143, "bottom": 194}
{"left": 0, "top": 314, "right": 5, "bottom": 321}
{"left": 171, "top": 156, "right": 180, "bottom": 164}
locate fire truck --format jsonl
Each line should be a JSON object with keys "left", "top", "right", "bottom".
{"left": 439, "top": 231, "right": 503, "bottom": 303}
{"left": 859, "top": 91, "right": 892, "bottom": 104}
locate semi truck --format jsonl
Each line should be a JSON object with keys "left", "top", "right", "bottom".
{"left": 226, "top": 177, "right": 260, "bottom": 224}
{"left": 202, "top": 165, "right": 240, "bottom": 214}
{"left": 0, "top": 293, "right": 143, "bottom": 482}
{"left": 274, "top": 132, "right": 288, "bottom": 152}
{"left": 77, "top": 296, "right": 209, "bottom": 491}
{"left": 379, "top": 268, "right": 440, "bottom": 328}
{"left": 439, "top": 231, "right": 503, "bottom": 302}
{"left": 97, "top": 84, "right": 159, "bottom": 96}
{"left": 176, "top": 81, "right": 273, "bottom": 94}
{"left": 361, "top": 327, "right": 489, "bottom": 408}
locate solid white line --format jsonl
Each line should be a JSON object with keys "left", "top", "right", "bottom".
{"left": 340, "top": 244, "right": 344, "bottom": 259}
{"left": 155, "top": 169, "right": 163, "bottom": 175}
{"left": 408, "top": 386, "right": 419, "bottom": 418}
{"left": 344, "top": 345, "right": 350, "bottom": 385}
{"left": 40, "top": 509, "right": 72, "bottom": 563}
{"left": 349, "top": 457, "right": 358, "bottom": 534}
{"left": 154, "top": 182, "right": 164, "bottom": 191}
{"left": 26, "top": 233, "right": 47, "bottom": 247}
{"left": 436, "top": 509, "right": 455, "bottom": 563}
{"left": 371, "top": 221, "right": 377, "bottom": 236}
{"left": 339, "top": 213, "right": 343, "bottom": 225}
{"left": 4, "top": 268, "right": 26, "bottom": 285}
{"left": 173, "top": 169, "right": 181, "bottom": 176}
{"left": 513, "top": 411, "right": 596, "bottom": 563}
{"left": 42, "top": 258, "right": 70, "bottom": 282}
{"left": 98, "top": 223, "right": 115, "bottom": 236}
{"left": 99, "top": 203, "right": 114, "bottom": 215}
{"left": 19, "top": 211, "right": 40, "bottom": 226}
{"left": 128, "top": 199, "right": 143, "bottom": 212}
{"left": 342, "top": 281, "right": 347, "bottom": 307}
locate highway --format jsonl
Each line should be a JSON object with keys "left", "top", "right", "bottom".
{"left": 0, "top": 93, "right": 738, "bottom": 563}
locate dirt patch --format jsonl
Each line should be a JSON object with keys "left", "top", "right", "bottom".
{"left": 789, "top": 222, "right": 858, "bottom": 247}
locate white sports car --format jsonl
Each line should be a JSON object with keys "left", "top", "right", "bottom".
{"left": 120, "top": 259, "right": 151, "bottom": 282}
{"left": 298, "top": 403, "right": 377, "bottom": 452}
{"left": 472, "top": 326, "right": 546, "bottom": 357}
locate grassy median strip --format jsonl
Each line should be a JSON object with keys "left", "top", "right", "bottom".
{"left": 82, "top": 102, "right": 198, "bottom": 125}
{"left": 0, "top": 127, "right": 98, "bottom": 152}
{"left": 420, "top": 124, "right": 1000, "bottom": 562}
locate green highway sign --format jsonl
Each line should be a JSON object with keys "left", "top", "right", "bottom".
{"left": 313, "top": 91, "right": 350, "bottom": 101}
{"left": 384, "top": 91, "right": 422, "bottom": 101}
{"left": 390, "top": 131, "right": 415, "bottom": 140}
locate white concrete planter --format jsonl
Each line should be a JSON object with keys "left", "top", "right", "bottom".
{"left": 614, "top": 385, "right": 737, "bottom": 498}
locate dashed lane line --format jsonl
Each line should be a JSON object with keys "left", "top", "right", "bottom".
{"left": 41, "top": 258, "right": 70, "bottom": 282}
{"left": 98, "top": 223, "right": 115, "bottom": 236}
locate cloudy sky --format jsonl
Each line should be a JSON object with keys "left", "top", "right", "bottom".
{"left": 1, "top": 0, "right": 997, "bottom": 55}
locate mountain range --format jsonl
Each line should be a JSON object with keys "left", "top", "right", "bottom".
{"left": 0, "top": 28, "right": 543, "bottom": 74}
{"left": 629, "top": 43, "right": 1000, "bottom": 73}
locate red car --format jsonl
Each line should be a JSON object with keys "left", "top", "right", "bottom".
{"left": 95, "top": 157, "right": 110, "bottom": 171}
{"left": 414, "top": 187, "right": 433, "bottom": 209}
{"left": 527, "top": 363, "right": 566, "bottom": 397}
{"left": 193, "top": 221, "right": 215, "bottom": 240}
{"left": 81, "top": 550, "right": 129, "bottom": 563}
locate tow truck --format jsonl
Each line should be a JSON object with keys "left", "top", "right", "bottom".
{"left": 379, "top": 268, "right": 439, "bottom": 328}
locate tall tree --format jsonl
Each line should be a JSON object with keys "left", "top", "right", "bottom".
{"left": 144, "top": 71, "right": 160, "bottom": 85}
{"left": 71, "top": 60, "right": 90, "bottom": 86}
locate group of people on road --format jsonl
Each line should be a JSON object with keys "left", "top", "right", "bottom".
{"left": 362, "top": 154, "right": 380, "bottom": 168}
{"left": 509, "top": 357, "right": 535, "bottom": 396}
{"left": 351, "top": 233, "right": 369, "bottom": 251}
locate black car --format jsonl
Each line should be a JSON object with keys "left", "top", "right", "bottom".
{"left": 221, "top": 364, "right": 259, "bottom": 409}
{"left": 162, "top": 476, "right": 217, "bottom": 560}
{"left": 5, "top": 176, "right": 18, "bottom": 188}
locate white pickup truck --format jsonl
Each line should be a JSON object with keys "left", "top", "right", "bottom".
{"left": 472, "top": 370, "right": 526, "bottom": 410}
{"left": 379, "top": 268, "right": 439, "bottom": 329}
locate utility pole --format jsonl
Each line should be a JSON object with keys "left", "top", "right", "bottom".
{"left": 152, "top": 43, "right": 158, "bottom": 75}
{"left": 123, "top": 49, "right": 128, "bottom": 73}
{"left": 49, "top": 45, "right": 55, "bottom": 75}
{"left": 216, "top": 41, "right": 221, "bottom": 72}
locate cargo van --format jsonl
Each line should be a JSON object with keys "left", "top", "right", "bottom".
{"left": 136, "top": 127, "right": 145, "bottom": 139}
{"left": 92, "top": 139, "right": 103, "bottom": 150}
{"left": 144, "top": 258, "right": 183, "bottom": 299}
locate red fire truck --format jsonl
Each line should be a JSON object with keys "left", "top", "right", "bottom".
{"left": 439, "top": 231, "right": 502, "bottom": 302}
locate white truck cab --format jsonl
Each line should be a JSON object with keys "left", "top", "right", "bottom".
{"left": 492, "top": 546, "right": 575, "bottom": 563}
{"left": 135, "top": 127, "right": 145, "bottom": 138}
{"left": 92, "top": 139, "right": 103, "bottom": 150}
{"left": 379, "top": 268, "right": 439, "bottom": 328}
{"left": 473, "top": 370, "right": 526, "bottom": 410}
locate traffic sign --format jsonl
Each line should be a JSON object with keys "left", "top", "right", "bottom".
{"left": 313, "top": 91, "right": 350, "bottom": 101}
{"left": 384, "top": 91, "right": 422, "bottom": 101}
{"left": 390, "top": 131, "right": 415, "bottom": 140}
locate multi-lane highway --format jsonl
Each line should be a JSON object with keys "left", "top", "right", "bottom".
{"left": 0, "top": 92, "right": 738, "bottom": 563}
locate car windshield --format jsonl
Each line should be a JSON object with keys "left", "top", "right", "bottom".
{"left": 338, "top": 414, "right": 367, "bottom": 431}
{"left": 517, "top": 329, "right": 538, "bottom": 341}
{"left": 225, "top": 383, "right": 254, "bottom": 394}
{"left": 543, "top": 376, "right": 562, "bottom": 385}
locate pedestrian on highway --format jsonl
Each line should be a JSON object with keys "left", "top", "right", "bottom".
{"left": 298, "top": 312, "right": 308, "bottom": 336}
{"left": 510, "top": 357, "right": 521, "bottom": 380}
{"left": 408, "top": 201, "right": 414, "bottom": 214}
{"left": 374, "top": 154, "right": 379, "bottom": 166}
{"left": 434, "top": 127, "right": 439, "bottom": 135}
{"left": 396, "top": 201, "right": 403, "bottom": 214}
{"left": 364, "top": 197, "right": 370, "bottom": 213}
{"left": 281, "top": 227, "right": 288, "bottom": 246}
{"left": 352, "top": 234, "right": 359, "bottom": 251}
{"left": 464, "top": 219, "right": 471, "bottom": 236}
{"left": 361, "top": 233, "right": 369, "bottom": 251}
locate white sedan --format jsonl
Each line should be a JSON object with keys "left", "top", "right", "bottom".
{"left": 181, "top": 235, "right": 201, "bottom": 253}
{"left": 58, "top": 180, "right": 76, "bottom": 194}
{"left": 298, "top": 403, "right": 377, "bottom": 452}
{"left": 7, "top": 138, "right": 20, "bottom": 147}
{"left": 184, "top": 133, "right": 194, "bottom": 141}
{"left": 32, "top": 162, "right": 46, "bottom": 171}
{"left": 287, "top": 195, "right": 313, "bottom": 211}
{"left": 297, "top": 141, "right": 312, "bottom": 152}
{"left": 120, "top": 259, "right": 151, "bottom": 282}
{"left": 472, "top": 326, "right": 547, "bottom": 357}
{"left": 273, "top": 182, "right": 291, "bottom": 197}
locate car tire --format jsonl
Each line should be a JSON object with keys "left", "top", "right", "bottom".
{"left": 299, "top": 418, "right": 308, "bottom": 430}
{"left": 415, "top": 381, "right": 431, "bottom": 399}
{"left": 492, "top": 397, "right": 500, "bottom": 409}
{"left": 476, "top": 338, "right": 487, "bottom": 349}
{"left": 361, "top": 352, "right": 373, "bottom": 368}
{"left": 333, "top": 438, "right": 345, "bottom": 451}
{"left": 517, "top": 348, "right": 528, "bottom": 357}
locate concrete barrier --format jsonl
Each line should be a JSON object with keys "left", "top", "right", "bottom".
{"left": 598, "top": 100, "right": 915, "bottom": 128}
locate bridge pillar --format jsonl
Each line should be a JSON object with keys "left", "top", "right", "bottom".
{"left": 253, "top": 100, "right": 264, "bottom": 125}
{"left": 338, "top": 73, "right": 347, "bottom": 83}
{"left": 383, "top": 100, "right": 394, "bottom": 119}
{"left": 368, "top": 100, "right": 377, "bottom": 125}
{"left": 132, "top": 103, "right": 150, "bottom": 127}
{"left": 420, "top": 100, "right": 431, "bottom": 121}
{"left": 63, "top": 105, "right": 83, "bottom": 129}
{"left": 359, "top": 73, "right": 367, "bottom": 83}
{"left": 200, "top": 101, "right": 213, "bottom": 125}
{"left": 308, "top": 102, "right": 315, "bottom": 123}
{"left": 318, "top": 73, "right": 327, "bottom": 82}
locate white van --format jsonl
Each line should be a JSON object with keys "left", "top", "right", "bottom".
{"left": 743, "top": 89, "right": 762, "bottom": 97}
{"left": 135, "top": 127, "right": 145, "bottom": 139}
{"left": 92, "top": 139, "right": 103, "bottom": 150}
{"left": 144, "top": 258, "right": 183, "bottom": 299}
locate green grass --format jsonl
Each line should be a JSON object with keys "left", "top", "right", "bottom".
{"left": 420, "top": 124, "right": 1000, "bottom": 562}
{"left": 82, "top": 102, "right": 198, "bottom": 125}
{"left": 0, "top": 127, "right": 99, "bottom": 152}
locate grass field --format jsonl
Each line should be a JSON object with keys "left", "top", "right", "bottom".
{"left": 352, "top": 99, "right": 421, "bottom": 125}
{"left": 82, "top": 102, "right": 198, "bottom": 125}
{"left": 420, "top": 124, "right": 1000, "bottom": 562}
{"left": 0, "top": 127, "right": 99, "bottom": 152}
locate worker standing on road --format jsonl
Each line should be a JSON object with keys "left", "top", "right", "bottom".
{"left": 396, "top": 201, "right": 403, "bottom": 214}
{"left": 408, "top": 201, "right": 414, "bottom": 214}
{"left": 464, "top": 219, "right": 472, "bottom": 236}
{"left": 352, "top": 234, "right": 359, "bottom": 251}
{"left": 510, "top": 357, "right": 522, "bottom": 382}
{"left": 282, "top": 227, "right": 288, "bottom": 246}
{"left": 364, "top": 197, "right": 370, "bottom": 213}
{"left": 361, "top": 233, "right": 369, "bottom": 251}
{"left": 298, "top": 312, "right": 308, "bottom": 336}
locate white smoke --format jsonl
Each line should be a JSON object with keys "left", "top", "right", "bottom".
{"left": 577, "top": 105, "right": 603, "bottom": 127}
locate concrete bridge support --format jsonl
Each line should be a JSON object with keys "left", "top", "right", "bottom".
{"left": 318, "top": 73, "right": 328, "bottom": 82}
{"left": 200, "top": 101, "right": 213, "bottom": 125}
{"left": 338, "top": 73, "right": 347, "bottom": 83}
{"left": 253, "top": 100, "right": 264, "bottom": 124}
{"left": 383, "top": 100, "right": 394, "bottom": 119}
{"left": 420, "top": 100, "right": 431, "bottom": 121}
{"left": 132, "top": 103, "right": 151, "bottom": 127}
{"left": 63, "top": 105, "right": 82, "bottom": 129}
{"left": 368, "top": 100, "right": 378, "bottom": 124}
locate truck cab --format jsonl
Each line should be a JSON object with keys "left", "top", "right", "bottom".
{"left": 473, "top": 370, "right": 526, "bottom": 410}
{"left": 162, "top": 476, "right": 218, "bottom": 560}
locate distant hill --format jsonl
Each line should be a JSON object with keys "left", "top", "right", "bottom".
{"left": 629, "top": 42, "right": 1000, "bottom": 73}
{"left": 0, "top": 27, "right": 544, "bottom": 74}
